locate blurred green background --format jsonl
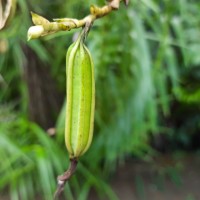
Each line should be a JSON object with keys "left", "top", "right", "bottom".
{"left": 1, "top": 0, "right": 200, "bottom": 200}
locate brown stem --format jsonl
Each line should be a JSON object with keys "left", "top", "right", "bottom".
{"left": 53, "top": 159, "right": 78, "bottom": 200}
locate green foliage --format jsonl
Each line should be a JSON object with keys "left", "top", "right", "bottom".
{"left": 1, "top": 0, "right": 200, "bottom": 199}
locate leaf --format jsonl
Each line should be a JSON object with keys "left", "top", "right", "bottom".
{"left": 139, "top": 0, "right": 159, "bottom": 13}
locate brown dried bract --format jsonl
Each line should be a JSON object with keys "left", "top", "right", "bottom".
{"left": 0, "top": 0, "right": 16, "bottom": 30}
{"left": 123, "top": 0, "right": 129, "bottom": 6}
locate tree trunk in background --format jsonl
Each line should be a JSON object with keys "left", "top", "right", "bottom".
{"left": 23, "top": 46, "right": 64, "bottom": 129}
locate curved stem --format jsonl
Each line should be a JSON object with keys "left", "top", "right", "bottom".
{"left": 54, "top": 159, "right": 78, "bottom": 200}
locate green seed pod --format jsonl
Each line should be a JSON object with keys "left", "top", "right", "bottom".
{"left": 65, "top": 32, "right": 95, "bottom": 159}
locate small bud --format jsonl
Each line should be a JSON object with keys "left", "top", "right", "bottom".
{"left": 27, "top": 25, "right": 45, "bottom": 41}
{"left": 31, "top": 11, "right": 50, "bottom": 25}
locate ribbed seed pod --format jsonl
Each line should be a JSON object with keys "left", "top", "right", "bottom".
{"left": 65, "top": 32, "right": 95, "bottom": 159}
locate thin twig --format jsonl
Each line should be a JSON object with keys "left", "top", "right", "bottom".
{"left": 27, "top": 0, "right": 130, "bottom": 40}
{"left": 54, "top": 159, "right": 78, "bottom": 200}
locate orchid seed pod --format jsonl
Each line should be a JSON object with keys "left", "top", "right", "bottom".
{"left": 65, "top": 30, "right": 95, "bottom": 159}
